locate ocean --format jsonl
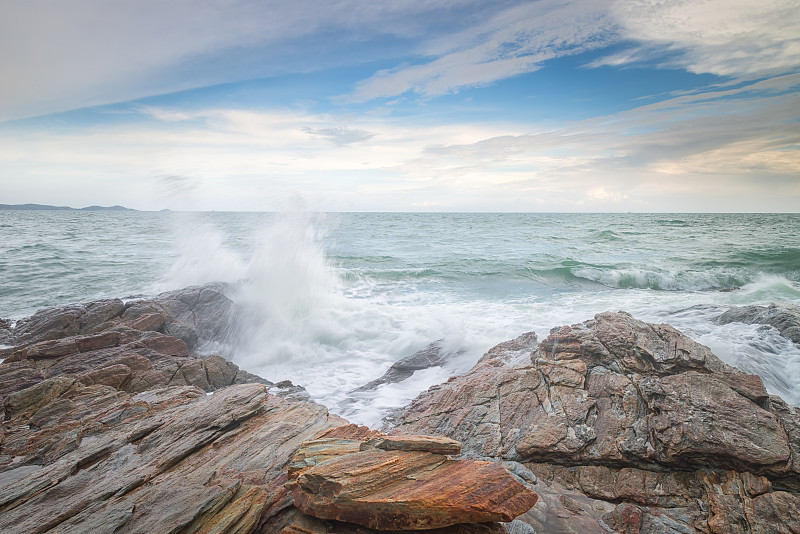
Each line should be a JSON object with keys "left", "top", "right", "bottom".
{"left": 1, "top": 210, "right": 799, "bottom": 426}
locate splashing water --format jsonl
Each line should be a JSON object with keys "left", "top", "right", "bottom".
{"left": 2, "top": 211, "right": 799, "bottom": 425}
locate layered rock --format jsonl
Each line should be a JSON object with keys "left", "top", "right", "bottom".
{"left": 393, "top": 311, "right": 800, "bottom": 533}
{"left": 5, "top": 286, "right": 800, "bottom": 534}
{"left": 0, "top": 284, "right": 323, "bottom": 534}
{"left": 0, "top": 285, "right": 299, "bottom": 411}
{"left": 0, "top": 382, "right": 345, "bottom": 534}
{"left": 281, "top": 513, "right": 506, "bottom": 534}
{"left": 286, "top": 426, "right": 538, "bottom": 531}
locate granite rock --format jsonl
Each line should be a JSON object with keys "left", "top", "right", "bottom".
{"left": 393, "top": 311, "right": 800, "bottom": 533}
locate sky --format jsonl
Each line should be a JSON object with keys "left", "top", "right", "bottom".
{"left": 0, "top": 0, "right": 799, "bottom": 212}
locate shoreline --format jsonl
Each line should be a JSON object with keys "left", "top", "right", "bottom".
{"left": 1, "top": 283, "right": 800, "bottom": 532}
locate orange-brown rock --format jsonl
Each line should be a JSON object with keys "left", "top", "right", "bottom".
{"left": 287, "top": 436, "right": 538, "bottom": 530}
{"left": 281, "top": 512, "right": 507, "bottom": 534}
{"left": 361, "top": 435, "right": 461, "bottom": 455}
{"left": 393, "top": 312, "right": 800, "bottom": 533}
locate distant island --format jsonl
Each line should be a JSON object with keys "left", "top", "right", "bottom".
{"left": 0, "top": 203, "right": 136, "bottom": 211}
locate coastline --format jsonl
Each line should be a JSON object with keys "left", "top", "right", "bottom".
{"left": 1, "top": 283, "right": 799, "bottom": 533}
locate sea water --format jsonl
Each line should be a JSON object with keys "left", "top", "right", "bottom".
{"left": 1, "top": 210, "right": 799, "bottom": 426}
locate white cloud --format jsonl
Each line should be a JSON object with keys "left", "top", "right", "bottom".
{"left": 0, "top": 0, "right": 496, "bottom": 121}
{"left": 352, "top": 0, "right": 615, "bottom": 101}
{"left": 351, "top": 0, "right": 800, "bottom": 101}
{"left": 2, "top": 71, "right": 797, "bottom": 212}
{"left": 609, "top": 0, "right": 800, "bottom": 77}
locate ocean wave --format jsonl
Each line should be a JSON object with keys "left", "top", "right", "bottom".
{"left": 570, "top": 266, "right": 748, "bottom": 291}
{"left": 696, "top": 248, "right": 800, "bottom": 275}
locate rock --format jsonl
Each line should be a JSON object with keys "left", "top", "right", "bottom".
{"left": 272, "top": 380, "right": 312, "bottom": 401}
{"left": 393, "top": 311, "right": 800, "bottom": 533}
{"left": 0, "top": 383, "right": 344, "bottom": 534}
{"left": 149, "top": 282, "right": 235, "bottom": 350}
{"left": 4, "top": 376, "right": 76, "bottom": 419}
{"left": 0, "top": 318, "right": 13, "bottom": 346}
{"left": 716, "top": 303, "right": 800, "bottom": 345}
{"left": 0, "top": 285, "right": 270, "bottom": 403}
{"left": 352, "top": 340, "right": 465, "bottom": 393}
{"left": 10, "top": 299, "right": 125, "bottom": 346}
{"left": 287, "top": 431, "right": 538, "bottom": 530}
{"left": 281, "top": 512, "right": 507, "bottom": 534}
{"left": 361, "top": 435, "right": 462, "bottom": 455}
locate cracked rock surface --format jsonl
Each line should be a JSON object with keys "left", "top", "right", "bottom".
{"left": 286, "top": 426, "right": 537, "bottom": 530}
{"left": 392, "top": 311, "right": 800, "bottom": 534}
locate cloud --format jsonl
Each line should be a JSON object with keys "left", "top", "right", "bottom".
{"left": 610, "top": 0, "right": 800, "bottom": 77}
{"left": 0, "top": 0, "right": 504, "bottom": 121}
{"left": 351, "top": 0, "right": 615, "bottom": 101}
{"left": 351, "top": 0, "right": 800, "bottom": 101}
{"left": 303, "top": 126, "right": 375, "bottom": 145}
{"left": 1, "top": 69, "right": 797, "bottom": 212}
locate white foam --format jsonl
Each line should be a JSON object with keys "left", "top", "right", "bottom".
{"left": 155, "top": 211, "right": 800, "bottom": 424}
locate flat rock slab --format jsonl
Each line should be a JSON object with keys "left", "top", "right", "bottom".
{"left": 288, "top": 435, "right": 538, "bottom": 530}
{"left": 282, "top": 512, "right": 507, "bottom": 534}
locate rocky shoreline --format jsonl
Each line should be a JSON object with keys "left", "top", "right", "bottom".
{"left": 1, "top": 284, "right": 799, "bottom": 533}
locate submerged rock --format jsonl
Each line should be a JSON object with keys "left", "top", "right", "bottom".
{"left": 351, "top": 340, "right": 465, "bottom": 393}
{"left": 393, "top": 311, "right": 800, "bottom": 534}
{"left": 716, "top": 302, "right": 800, "bottom": 345}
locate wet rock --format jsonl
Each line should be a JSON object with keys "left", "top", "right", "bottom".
{"left": 272, "top": 380, "right": 312, "bottom": 401}
{"left": 149, "top": 282, "right": 235, "bottom": 350}
{"left": 4, "top": 376, "right": 76, "bottom": 419}
{"left": 0, "top": 285, "right": 269, "bottom": 403}
{"left": 11, "top": 299, "right": 125, "bottom": 347}
{"left": 351, "top": 340, "right": 465, "bottom": 393}
{"left": 287, "top": 431, "right": 538, "bottom": 530}
{"left": 394, "top": 311, "right": 800, "bottom": 533}
{"left": 716, "top": 303, "right": 800, "bottom": 345}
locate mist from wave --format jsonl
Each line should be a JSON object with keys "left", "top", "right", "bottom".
{"left": 2, "top": 210, "right": 799, "bottom": 425}
{"left": 147, "top": 211, "right": 800, "bottom": 425}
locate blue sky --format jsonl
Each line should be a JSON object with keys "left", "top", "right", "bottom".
{"left": 1, "top": 0, "right": 798, "bottom": 211}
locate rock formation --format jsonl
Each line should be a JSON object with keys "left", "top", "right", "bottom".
{"left": 717, "top": 302, "right": 800, "bottom": 345}
{"left": 286, "top": 426, "right": 538, "bottom": 530}
{"left": 0, "top": 285, "right": 329, "bottom": 534}
{"left": 3, "top": 287, "right": 800, "bottom": 534}
{"left": 392, "top": 311, "right": 800, "bottom": 533}
{"left": 351, "top": 340, "right": 465, "bottom": 393}
{"left": 0, "top": 284, "right": 304, "bottom": 410}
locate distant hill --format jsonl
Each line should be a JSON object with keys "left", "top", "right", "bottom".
{"left": 0, "top": 203, "right": 136, "bottom": 211}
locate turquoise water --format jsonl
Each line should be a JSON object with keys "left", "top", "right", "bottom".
{"left": 1, "top": 211, "right": 799, "bottom": 424}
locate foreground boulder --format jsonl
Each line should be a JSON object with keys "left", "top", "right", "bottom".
{"left": 286, "top": 426, "right": 538, "bottom": 531}
{"left": 393, "top": 311, "right": 800, "bottom": 534}
{"left": 281, "top": 513, "right": 506, "bottom": 534}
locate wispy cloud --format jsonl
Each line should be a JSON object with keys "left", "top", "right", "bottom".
{"left": 0, "top": 0, "right": 500, "bottom": 121}
{"left": 351, "top": 0, "right": 800, "bottom": 101}
{"left": 2, "top": 71, "right": 797, "bottom": 212}
{"left": 351, "top": 0, "right": 615, "bottom": 101}
{"left": 609, "top": 0, "right": 800, "bottom": 77}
